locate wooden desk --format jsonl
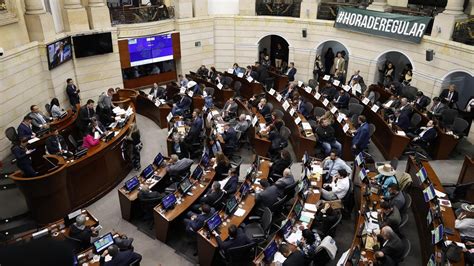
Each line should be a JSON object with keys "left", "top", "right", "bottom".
{"left": 197, "top": 159, "right": 270, "bottom": 266}
{"left": 153, "top": 168, "right": 216, "bottom": 242}
{"left": 406, "top": 157, "right": 464, "bottom": 266}
{"left": 222, "top": 72, "right": 264, "bottom": 100}
{"left": 135, "top": 94, "right": 171, "bottom": 129}
{"left": 186, "top": 73, "right": 234, "bottom": 108}
{"left": 235, "top": 98, "right": 271, "bottom": 157}
{"left": 113, "top": 89, "right": 138, "bottom": 108}
{"left": 266, "top": 91, "right": 317, "bottom": 161}
{"left": 296, "top": 86, "right": 355, "bottom": 161}
{"left": 193, "top": 96, "right": 205, "bottom": 111}
{"left": 268, "top": 70, "right": 289, "bottom": 92}
{"left": 117, "top": 162, "right": 168, "bottom": 221}
{"left": 10, "top": 107, "right": 136, "bottom": 224}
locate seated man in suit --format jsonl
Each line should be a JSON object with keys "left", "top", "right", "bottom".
{"left": 407, "top": 119, "right": 437, "bottom": 148}
{"left": 274, "top": 168, "right": 295, "bottom": 190}
{"left": 333, "top": 90, "right": 350, "bottom": 109}
{"left": 150, "top": 83, "right": 166, "bottom": 100}
{"left": 380, "top": 201, "right": 401, "bottom": 232}
{"left": 185, "top": 109, "right": 203, "bottom": 144}
{"left": 78, "top": 99, "right": 96, "bottom": 134}
{"left": 321, "top": 169, "right": 350, "bottom": 201}
{"left": 398, "top": 98, "right": 412, "bottom": 118}
{"left": 234, "top": 114, "right": 249, "bottom": 133}
{"left": 214, "top": 224, "right": 252, "bottom": 254}
{"left": 222, "top": 98, "right": 238, "bottom": 120}
{"left": 29, "top": 105, "right": 52, "bottom": 132}
{"left": 245, "top": 65, "right": 258, "bottom": 80}
{"left": 69, "top": 214, "right": 99, "bottom": 246}
{"left": 385, "top": 183, "right": 406, "bottom": 212}
{"left": 285, "top": 62, "right": 297, "bottom": 82}
{"left": 440, "top": 84, "right": 458, "bottom": 108}
{"left": 221, "top": 168, "right": 239, "bottom": 195}
{"left": 312, "top": 203, "right": 340, "bottom": 237}
{"left": 428, "top": 97, "right": 446, "bottom": 119}
{"left": 12, "top": 138, "right": 37, "bottom": 177}
{"left": 17, "top": 116, "right": 35, "bottom": 140}
{"left": 390, "top": 109, "right": 410, "bottom": 132}
{"left": 222, "top": 123, "right": 238, "bottom": 156}
{"left": 197, "top": 65, "right": 209, "bottom": 77}
{"left": 257, "top": 98, "right": 271, "bottom": 122}
{"left": 413, "top": 91, "right": 430, "bottom": 111}
{"left": 376, "top": 226, "right": 404, "bottom": 263}
{"left": 256, "top": 184, "right": 280, "bottom": 209}
{"left": 99, "top": 244, "right": 142, "bottom": 266}
{"left": 269, "top": 149, "right": 292, "bottom": 182}
{"left": 281, "top": 82, "right": 296, "bottom": 100}
{"left": 166, "top": 154, "right": 193, "bottom": 177}
{"left": 279, "top": 243, "right": 306, "bottom": 266}
{"left": 171, "top": 92, "right": 192, "bottom": 116}
{"left": 184, "top": 204, "right": 214, "bottom": 234}
{"left": 138, "top": 184, "right": 164, "bottom": 205}
{"left": 199, "top": 182, "right": 224, "bottom": 208}
{"left": 351, "top": 115, "right": 370, "bottom": 155}
{"left": 46, "top": 128, "right": 72, "bottom": 157}
{"left": 320, "top": 83, "right": 337, "bottom": 101}
{"left": 294, "top": 96, "right": 310, "bottom": 118}
{"left": 316, "top": 119, "right": 342, "bottom": 157}
{"left": 382, "top": 95, "right": 401, "bottom": 111}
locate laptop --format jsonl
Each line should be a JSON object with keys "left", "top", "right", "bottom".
{"left": 191, "top": 166, "right": 204, "bottom": 181}
{"left": 179, "top": 178, "right": 193, "bottom": 194}
{"left": 93, "top": 233, "right": 115, "bottom": 254}
{"left": 124, "top": 176, "right": 140, "bottom": 192}
{"left": 239, "top": 182, "right": 250, "bottom": 198}
{"left": 162, "top": 194, "right": 177, "bottom": 210}
{"left": 154, "top": 153, "right": 164, "bottom": 167}
{"left": 141, "top": 164, "right": 154, "bottom": 179}
{"left": 280, "top": 218, "right": 294, "bottom": 240}
{"left": 206, "top": 212, "right": 222, "bottom": 232}
{"left": 200, "top": 153, "right": 210, "bottom": 168}
{"left": 263, "top": 240, "right": 278, "bottom": 263}
{"left": 225, "top": 196, "right": 239, "bottom": 215}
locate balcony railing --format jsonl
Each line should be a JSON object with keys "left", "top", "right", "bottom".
{"left": 256, "top": 0, "right": 302, "bottom": 17}
{"left": 453, "top": 18, "right": 474, "bottom": 45}
{"left": 108, "top": 4, "right": 174, "bottom": 26}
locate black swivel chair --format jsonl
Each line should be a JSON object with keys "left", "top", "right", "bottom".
{"left": 325, "top": 212, "right": 343, "bottom": 238}
{"left": 399, "top": 238, "right": 411, "bottom": 263}
{"left": 218, "top": 241, "right": 257, "bottom": 266}
{"left": 243, "top": 207, "right": 272, "bottom": 244}
{"left": 5, "top": 127, "right": 19, "bottom": 146}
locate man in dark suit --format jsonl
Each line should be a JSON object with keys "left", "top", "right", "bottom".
{"left": 380, "top": 201, "right": 401, "bottom": 232}
{"left": 46, "top": 128, "right": 72, "bottom": 156}
{"left": 281, "top": 83, "right": 296, "bottom": 100}
{"left": 184, "top": 204, "right": 214, "bottom": 234}
{"left": 150, "top": 83, "right": 165, "bottom": 100}
{"left": 214, "top": 224, "right": 252, "bottom": 253}
{"left": 428, "top": 97, "right": 447, "bottom": 118}
{"left": 12, "top": 138, "right": 37, "bottom": 177}
{"left": 274, "top": 168, "right": 295, "bottom": 191}
{"left": 255, "top": 62, "right": 269, "bottom": 83}
{"left": 257, "top": 98, "right": 271, "bottom": 122}
{"left": 99, "top": 244, "right": 142, "bottom": 266}
{"left": 414, "top": 91, "right": 430, "bottom": 111}
{"left": 333, "top": 90, "right": 350, "bottom": 109}
{"left": 439, "top": 84, "right": 458, "bottom": 108}
{"left": 352, "top": 115, "right": 370, "bottom": 155}
{"left": 69, "top": 214, "right": 98, "bottom": 247}
{"left": 285, "top": 62, "right": 297, "bottom": 82}
{"left": 185, "top": 109, "right": 203, "bottom": 144}
{"left": 295, "top": 97, "right": 310, "bottom": 118}
{"left": 29, "top": 105, "right": 51, "bottom": 132}
{"left": 392, "top": 109, "right": 410, "bottom": 132}
{"left": 222, "top": 123, "right": 238, "bottom": 155}
{"left": 256, "top": 184, "right": 280, "bottom": 208}
{"left": 17, "top": 116, "right": 35, "bottom": 140}
{"left": 398, "top": 98, "right": 412, "bottom": 118}
{"left": 138, "top": 185, "right": 164, "bottom": 204}
{"left": 78, "top": 99, "right": 96, "bottom": 134}
{"left": 378, "top": 226, "right": 404, "bottom": 263}
{"left": 197, "top": 65, "right": 209, "bottom": 77}
{"left": 66, "top": 78, "right": 80, "bottom": 109}
{"left": 222, "top": 98, "right": 238, "bottom": 120}
{"left": 279, "top": 243, "right": 306, "bottom": 266}
{"left": 348, "top": 70, "right": 365, "bottom": 86}
{"left": 222, "top": 168, "right": 239, "bottom": 195}
{"left": 199, "top": 182, "right": 224, "bottom": 207}
{"left": 409, "top": 120, "right": 437, "bottom": 148}
{"left": 171, "top": 93, "right": 192, "bottom": 116}
{"left": 245, "top": 65, "right": 258, "bottom": 80}
{"left": 320, "top": 83, "right": 337, "bottom": 101}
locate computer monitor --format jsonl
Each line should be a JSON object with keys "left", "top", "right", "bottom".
{"left": 355, "top": 152, "right": 364, "bottom": 166}
{"left": 294, "top": 199, "right": 303, "bottom": 219}
{"left": 206, "top": 212, "right": 222, "bottom": 232}
{"left": 162, "top": 193, "right": 177, "bottom": 210}
{"left": 64, "top": 209, "right": 83, "bottom": 227}
{"left": 298, "top": 176, "right": 309, "bottom": 195}
{"left": 263, "top": 241, "right": 278, "bottom": 263}
{"left": 141, "top": 164, "right": 154, "bottom": 179}
{"left": 93, "top": 233, "right": 115, "bottom": 254}
{"left": 280, "top": 218, "right": 293, "bottom": 240}
{"left": 200, "top": 153, "right": 210, "bottom": 167}
{"left": 192, "top": 166, "right": 204, "bottom": 181}
{"left": 154, "top": 152, "right": 164, "bottom": 166}
{"left": 239, "top": 182, "right": 250, "bottom": 198}
{"left": 225, "top": 196, "right": 239, "bottom": 215}
{"left": 359, "top": 167, "right": 368, "bottom": 182}
{"left": 125, "top": 176, "right": 140, "bottom": 191}
{"left": 179, "top": 178, "right": 193, "bottom": 194}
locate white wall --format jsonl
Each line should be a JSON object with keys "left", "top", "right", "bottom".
{"left": 208, "top": 0, "right": 239, "bottom": 15}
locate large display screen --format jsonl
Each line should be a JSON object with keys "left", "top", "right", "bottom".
{"left": 47, "top": 36, "right": 72, "bottom": 70}
{"left": 73, "top": 32, "right": 113, "bottom": 58}
{"left": 128, "top": 34, "right": 174, "bottom": 67}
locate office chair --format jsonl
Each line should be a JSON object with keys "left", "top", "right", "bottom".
{"left": 139, "top": 196, "right": 160, "bottom": 222}
{"left": 349, "top": 97, "right": 360, "bottom": 104}
{"left": 452, "top": 117, "right": 469, "bottom": 137}
{"left": 326, "top": 212, "right": 343, "bottom": 237}
{"left": 401, "top": 193, "right": 412, "bottom": 214}
{"left": 243, "top": 207, "right": 272, "bottom": 243}
{"left": 45, "top": 104, "right": 51, "bottom": 116}
{"left": 308, "top": 79, "right": 318, "bottom": 89}
{"left": 68, "top": 134, "right": 82, "bottom": 151}
{"left": 304, "top": 102, "right": 314, "bottom": 117}
{"left": 312, "top": 246, "right": 332, "bottom": 265}
{"left": 283, "top": 182, "right": 299, "bottom": 200}
{"left": 233, "top": 81, "right": 242, "bottom": 98}
{"left": 212, "top": 191, "right": 226, "bottom": 210}
{"left": 440, "top": 109, "right": 458, "bottom": 129}
{"left": 342, "top": 178, "right": 354, "bottom": 219}
{"left": 4, "top": 127, "right": 19, "bottom": 146}
{"left": 64, "top": 235, "right": 84, "bottom": 253}
{"left": 218, "top": 241, "right": 257, "bottom": 266}
{"left": 313, "top": 107, "right": 326, "bottom": 119}
{"left": 400, "top": 238, "right": 411, "bottom": 262}
{"left": 129, "top": 258, "right": 141, "bottom": 266}
{"left": 390, "top": 157, "right": 399, "bottom": 170}
{"left": 373, "top": 91, "right": 381, "bottom": 103}
{"left": 443, "top": 181, "right": 474, "bottom": 203}
{"left": 348, "top": 103, "right": 364, "bottom": 117}
{"left": 399, "top": 212, "right": 409, "bottom": 230}
{"left": 270, "top": 195, "right": 288, "bottom": 213}
{"left": 368, "top": 123, "right": 376, "bottom": 138}
{"left": 408, "top": 113, "right": 422, "bottom": 133}
{"left": 274, "top": 109, "right": 284, "bottom": 120}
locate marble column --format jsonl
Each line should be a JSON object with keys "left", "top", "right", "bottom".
{"left": 367, "top": 0, "right": 392, "bottom": 12}
{"left": 387, "top": 0, "right": 408, "bottom": 8}
{"left": 24, "top": 0, "right": 56, "bottom": 41}
{"left": 432, "top": 0, "right": 467, "bottom": 40}
{"left": 174, "top": 0, "right": 193, "bottom": 19}
{"left": 63, "top": 0, "right": 90, "bottom": 32}
{"left": 193, "top": 0, "right": 208, "bottom": 17}
{"left": 300, "top": 0, "right": 319, "bottom": 19}
{"left": 239, "top": 0, "right": 256, "bottom": 16}
{"left": 86, "top": 0, "right": 111, "bottom": 29}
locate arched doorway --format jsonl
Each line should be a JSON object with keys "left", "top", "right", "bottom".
{"left": 441, "top": 71, "right": 474, "bottom": 110}
{"left": 257, "top": 35, "right": 290, "bottom": 71}
{"left": 374, "top": 51, "right": 413, "bottom": 86}
{"left": 315, "top": 40, "right": 349, "bottom": 82}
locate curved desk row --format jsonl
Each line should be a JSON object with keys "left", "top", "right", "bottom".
{"left": 10, "top": 106, "right": 136, "bottom": 225}
{"left": 186, "top": 73, "right": 234, "bottom": 108}
{"left": 222, "top": 72, "right": 265, "bottom": 100}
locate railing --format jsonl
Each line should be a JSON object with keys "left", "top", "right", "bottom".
{"left": 256, "top": 0, "right": 302, "bottom": 17}
{"left": 108, "top": 4, "right": 174, "bottom": 26}
{"left": 452, "top": 18, "right": 474, "bottom": 45}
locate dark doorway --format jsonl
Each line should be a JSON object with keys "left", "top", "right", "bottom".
{"left": 258, "top": 35, "right": 289, "bottom": 70}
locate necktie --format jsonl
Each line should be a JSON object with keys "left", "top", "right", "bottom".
{"left": 448, "top": 92, "right": 453, "bottom": 101}
{"left": 57, "top": 137, "right": 62, "bottom": 151}
{"left": 87, "top": 108, "right": 91, "bottom": 118}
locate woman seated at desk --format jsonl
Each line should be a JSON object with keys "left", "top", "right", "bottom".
{"left": 49, "top": 98, "right": 66, "bottom": 118}
{"left": 211, "top": 152, "right": 231, "bottom": 181}
{"left": 82, "top": 127, "right": 100, "bottom": 149}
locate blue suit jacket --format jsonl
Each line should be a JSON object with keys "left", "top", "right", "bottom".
{"left": 287, "top": 68, "right": 297, "bottom": 82}
{"left": 297, "top": 101, "right": 309, "bottom": 117}
{"left": 353, "top": 122, "right": 370, "bottom": 149}
{"left": 395, "top": 114, "right": 410, "bottom": 132}
{"left": 17, "top": 123, "right": 33, "bottom": 139}
{"left": 223, "top": 175, "right": 239, "bottom": 195}
{"left": 420, "top": 127, "right": 437, "bottom": 144}
{"left": 177, "top": 95, "right": 192, "bottom": 109}
{"left": 335, "top": 93, "right": 350, "bottom": 109}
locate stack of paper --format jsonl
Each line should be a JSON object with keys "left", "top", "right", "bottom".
{"left": 234, "top": 208, "right": 246, "bottom": 217}
{"left": 273, "top": 252, "right": 287, "bottom": 263}
{"left": 27, "top": 137, "right": 40, "bottom": 144}
{"left": 302, "top": 122, "right": 312, "bottom": 131}
{"left": 304, "top": 203, "right": 318, "bottom": 212}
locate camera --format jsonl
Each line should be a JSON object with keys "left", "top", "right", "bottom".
{"left": 0, "top": 48, "right": 3, "bottom": 56}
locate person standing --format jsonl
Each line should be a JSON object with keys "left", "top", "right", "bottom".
{"left": 352, "top": 115, "right": 370, "bottom": 155}
{"left": 286, "top": 62, "right": 297, "bottom": 82}
{"left": 439, "top": 84, "right": 459, "bottom": 108}
{"left": 127, "top": 123, "right": 142, "bottom": 171}
{"left": 66, "top": 78, "right": 80, "bottom": 110}
{"left": 324, "top": 48, "right": 334, "bottom": 75}
{"left": 274, "top": 43, "right": 286, "bottom": 70}
{"left": 330, "top": 52, "right": 346, "bottom": 82}
{"left": 12, "top": 138, "right": 37, "bottom": 177}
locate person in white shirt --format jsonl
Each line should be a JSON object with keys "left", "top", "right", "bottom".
{"left": 321, "top": 169, "right": 350, "bottom": 200}
{"left": 322, "top": 151, "right": 352, "bottom": 182}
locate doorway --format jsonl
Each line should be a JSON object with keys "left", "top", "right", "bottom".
{"left": 258, "top": 35, "right": 290, "bottom": 70}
